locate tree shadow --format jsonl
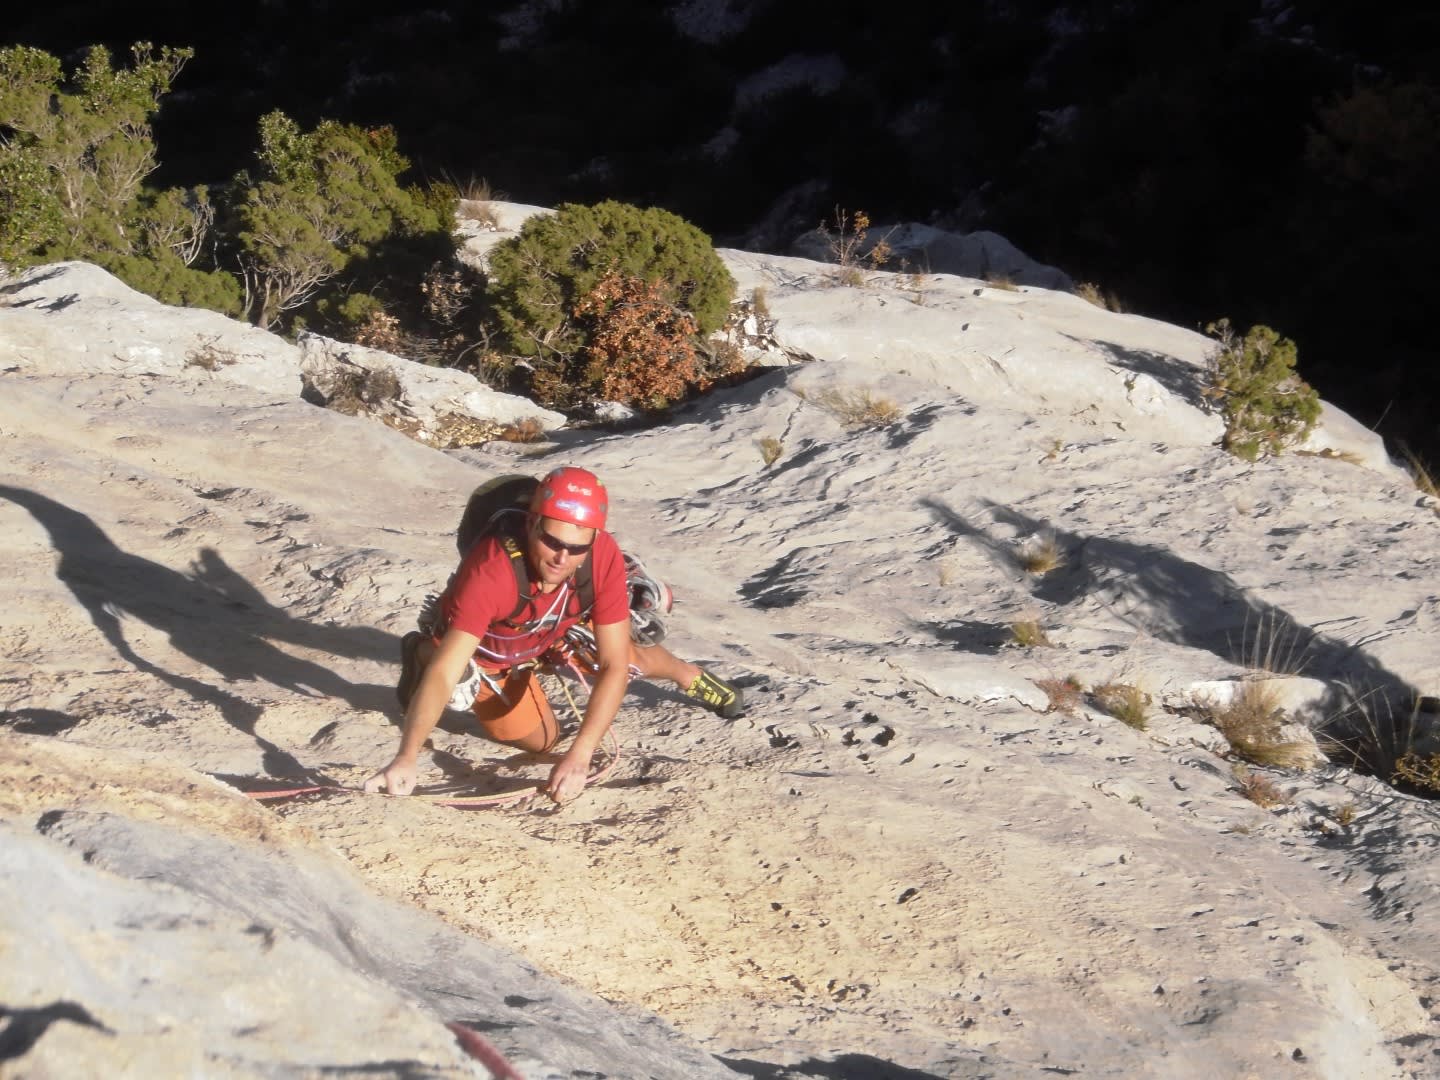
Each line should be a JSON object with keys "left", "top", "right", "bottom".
{"left": 2, "top": 485, "right": 400, "bottom": 779}
{"left": 921, "top": 495, "right": 1421, "bottom": 712}
{"left": 1070, "top": 334, "right": 1211, "bottom": 411}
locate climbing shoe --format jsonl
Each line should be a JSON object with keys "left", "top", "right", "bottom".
{"left": 396, "top": 631, "right": 424, "bottom": 709}
{"left": 685, "top": 669, "right": 744, "bottom": 719}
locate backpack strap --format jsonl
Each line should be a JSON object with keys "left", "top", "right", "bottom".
{"left": 497, "top": 532, "right": 533, "bottom": 624}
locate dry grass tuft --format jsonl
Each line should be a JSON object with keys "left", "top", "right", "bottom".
{"left": 1036, "top": 675, "right": 1084, "bottom": 715}
{"left": 1232, "top": 765, "right": 1290, "bottom": 808}
{"left": 1316, "top": 686, "right": 1440, "bottom": 790}
{"left": 1073, "top": 282, "right": 1124, "bottom": 312}
{"left": 1017, "top": 533, "right": 1065, "bottom": 576}
{"left": 1009, "top": 619, "right": 1052, "bottom": 648}
{"left": 496, "top": 417, "right": 546, "bottom": 443}
{"left": 807, "top": 387, "right": 903, "bottom": 429}
{"left": 758, "top": 436, "right": 784, "bottom": 466}
{"left": 446, "top": 173, "right": 505, "bottom": 229}
{"left": 1398, "top": 442, "right": 1440, "bottom": 504}
{"left": 751, "top": 285, "right": 771, "bottom": 319}
{"left": 984, "top": 274, "right": 1019, "bottom": 291}
{"left": 185, "top": 337, "right": 239, "bottom": 371}
{"left": 1297, "top": 447, "right": 1367, "bottom": 466}
{"left": 1207, "top": 678, "right": 1313, "bottom": 768}
{"left": 1233, "top": 609, "right": 1311, "bottom": 676}
{"left": 899, "top": 262, "right": 931, "bottom": 306}
{"left": 1093, "top": 681, "right": 1149, "bottom": 731}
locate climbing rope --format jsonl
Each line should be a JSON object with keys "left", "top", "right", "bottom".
{"left": 242, "top": 651, "right": 620, "bottom": 809}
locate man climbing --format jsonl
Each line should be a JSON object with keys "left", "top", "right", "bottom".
{"left": 363, "top": 466, "right": 743, "bottom": 804}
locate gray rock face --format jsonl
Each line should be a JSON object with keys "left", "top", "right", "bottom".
{"left": 0, "top": 261, "right": 562, "bottom": 443}
{"left": 0, "top": 742, "right": 737, "bottom": 1079}
{"left": 789, "top": 221, "right": 1075, "bottom": 291}
{"left": 0, "top": 261, "right": 302, "bottom": 397}
{"left": 4, "top": 222, "right": 1440, "bottom": 1080}
{"left": 298, "top": 332, "right": 566, "bottom": 438}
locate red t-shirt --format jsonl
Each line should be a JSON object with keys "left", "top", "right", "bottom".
{"left": 439, "top": 528, "right": 628, "bottom": 669}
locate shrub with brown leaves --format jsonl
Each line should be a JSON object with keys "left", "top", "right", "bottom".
{"left": 571, "top": 269, "right": 703, "bottom": 411}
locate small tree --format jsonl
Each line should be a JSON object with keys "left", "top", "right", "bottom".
{"left": 1203, "top": 319, "right": 1321, "bottom": 461}
{"left": 228, "top": 113, "right": 451, "bottom": 329}
{"left": 0, "top": 42, "right": 241, "bottom": 312}
{"left": 0, "top": 43, "right": 192, "bottom": 261}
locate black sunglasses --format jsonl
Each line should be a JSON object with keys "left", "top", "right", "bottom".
{"left": 535, "top": 529, "right": 593, "bottom": 557}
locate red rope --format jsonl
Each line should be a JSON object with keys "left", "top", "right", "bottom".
{"left": 446, "top": 1021, "right": 526, "bottom": 1079}
{"left": 240, "top": 726, "right": 620, "bottom": 808}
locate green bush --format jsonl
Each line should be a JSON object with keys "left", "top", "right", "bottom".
{"left": 1202, "top": 318, "right": 1321, "bottom": 461}
{"left": 91, "top": 249, "right": 242, "bottom": 314}
{"left": 0, "top": 42, "right": 458, "bottom": 338}
{"left": 227, "top": 112, "right": 455, "bottom": 330}
{"left": 484, "top": 200, "right": 735, "bottom": 406}
{"left": 0, "top": 143, "right": 62, "bottom": 268}
{"left": 0, "top": 43, "right": 192, "bottom": 266}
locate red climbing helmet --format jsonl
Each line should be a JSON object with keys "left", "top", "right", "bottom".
{"left": 530, "top": 466, "right": 608, "bottom": 530}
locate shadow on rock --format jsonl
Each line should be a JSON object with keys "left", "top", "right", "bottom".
{"left": 1082, "top": 336, "right": 1211, "bottom": 410}
{"left": 719, "top": 1051, "right": 963, "bottom": 1079}
{"left": 0, "top": 1001, "right": 112, "bottom": 1059}
{"left": 1, "top": 485, "right": 397, "bottom": 779}
{"left": 0, "top": 709, "right": 82, "bottom": 736}
{"left": 922, "top": 495, "right": 1427, "bottom": 783}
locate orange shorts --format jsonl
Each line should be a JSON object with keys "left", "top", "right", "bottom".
{"left": 471, "top": 667, "right": 556, "bottom": 743}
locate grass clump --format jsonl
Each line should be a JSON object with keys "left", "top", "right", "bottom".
{"left": 750, "top": 285, "right": 771, "bottom": 319}
{"left": 321, "top": 365, "right": 403, "bottom": 415}
{"left": 185, "top": 337, "right": 238, "bottom": 371}
{"left": 1201, "top": 318, "right": 1321, "bottom": 461}
{"left": 1093, "top": 682, "right": 1149, "bottom": 731}
{"left": 1036, "top": 675, "right": 1083, "bottom": 714}
{"left": 1232, "top": 765, "right": 1291, "bottom": 808}
{"left": 1232, "top": 609, "right": 1311, "bottom": 676}
{"left": 1074, "top": 282, "right": 1124, "bottom": 311}
{"left": 1009, "top": 619, "right": 1052, "bottom": 649}
{"left": 1397, "top": 442, "right": 1440, "bottom": 510}
{"left": 758, "top": 436, "right": 784, "bottom": 466}
{"left": 447, "top": 173, "right": 503, "bottom": 229}
{"left": 1206, "top": 678, "right": 1314, "bottom": 768}
{"left": 1017, "top": 532, "right": 1064, "bottom": 576}
{"left": 806, "top": 387, "right": 902, "bottom": 429}
{"left": 1318, "top": 688, "right": 1440, "bottom": 794}
{"left": 496, "top": 417, "right": 546, "bottom": 443}
{"left": 897, "top": 260, "right": 931, "bottom": 305}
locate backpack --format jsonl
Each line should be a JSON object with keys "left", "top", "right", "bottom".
{"left": 455, "top": 474, "right": 595, "bottom": 624}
